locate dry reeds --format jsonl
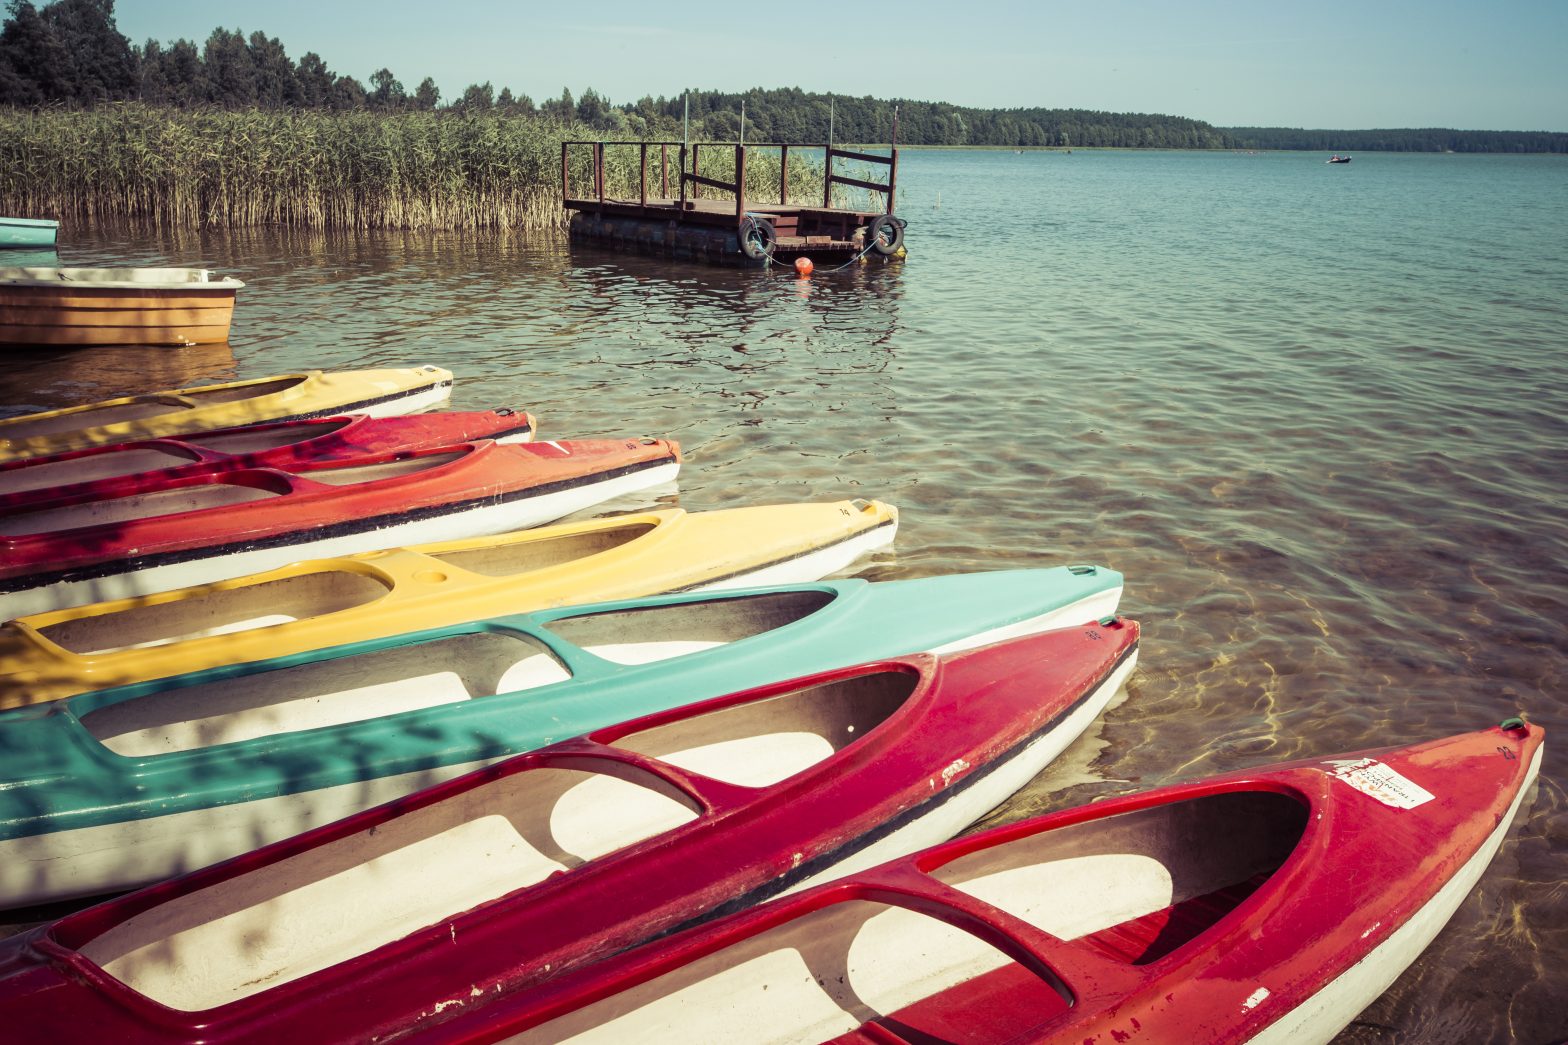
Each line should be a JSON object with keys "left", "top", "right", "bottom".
{"left": 0, "top": 104, "right": 843, "bottom": 232}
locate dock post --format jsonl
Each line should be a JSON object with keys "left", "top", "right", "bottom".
{"left": 780, "top": 144, "right": 789, "bottom": 206}
{"left": 692, "top": 143, "right": 701, "bottom": 200}
{"left": 595, "top": 142, "right": 605, "bottom": 204}
{"left": 888, "top": 107, "right": 899, "bottom": 213}
{"left": 887, "top": 148, "right": 898, "bottom": 214}
{"left": 678, "top": 144, "right": 688, "bottom": 212}
{"left": 736, "top": 144, "right": 747, "bottom": 224}
{"left": 639, "top": 143, "right": 648, "bottom": 206}
{"left": 560, "top": 141, "right": 569, "bottom": 204}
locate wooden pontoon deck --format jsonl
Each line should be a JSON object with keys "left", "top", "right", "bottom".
{"left": 562, "top": 141, "right": 906, "bottom": 268}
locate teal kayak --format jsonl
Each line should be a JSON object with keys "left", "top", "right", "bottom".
{"left": 0, "top": 217, "right": 59, "bottom": 249}
{"left": 0, "top": 566, "right": 1124, "bottom": 904}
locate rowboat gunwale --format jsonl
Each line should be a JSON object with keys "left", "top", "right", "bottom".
{"left": 0, "top": 266, "right": 245, "bottom": 291}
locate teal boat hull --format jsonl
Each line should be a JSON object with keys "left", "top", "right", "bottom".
{"left": 0, "top": 217, "right": 60, "bottom": 249}
{"left": 0, "top": 566, "right": 1124, "bottom": 903}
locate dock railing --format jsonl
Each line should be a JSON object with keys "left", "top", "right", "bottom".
{"left": 561, "top": 141, "right": 898, "bottom": 227}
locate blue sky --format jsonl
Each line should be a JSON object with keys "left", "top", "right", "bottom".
{"left": 114, "top": 0, "right": 1568, "bottom": 130}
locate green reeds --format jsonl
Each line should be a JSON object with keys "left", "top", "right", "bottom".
{"left": 0, "top": 104, "right": 861, "bottom": 232}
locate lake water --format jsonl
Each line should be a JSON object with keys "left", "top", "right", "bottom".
{"left": 4, "top": 148, "right": 1566, "bottom": 1042}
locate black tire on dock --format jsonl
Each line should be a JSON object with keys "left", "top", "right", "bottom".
{"left": 738, "top": 216, "right": 777, "bottom": 260}
{"left": 867, "top": 215, "right": 904, "bottom": 256}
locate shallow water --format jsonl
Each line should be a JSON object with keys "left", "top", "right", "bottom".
{"left": 3, "top": 149, "right": 1566, "bottom": 1042}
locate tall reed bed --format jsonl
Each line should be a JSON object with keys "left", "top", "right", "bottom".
{"left": 0, "top": 104, "right": 852, "bottom": 232}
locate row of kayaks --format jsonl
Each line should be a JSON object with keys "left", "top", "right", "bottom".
{"left": 0, "top": 366, "right": 1545, "bottom": 1043}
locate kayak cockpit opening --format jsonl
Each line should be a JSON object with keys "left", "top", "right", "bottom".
{"left": 78, "top": 630, "right": 572, "bottom": 755}
{"left": 0, "top": 445, "right": 205, "bottom": 497}
{"left": 66, "top": 668, "right": 923, "bottom": 1012}
{"left": 179, "top": 417, "right": 354, "bottom": 454}
{"left": 295, "top": 448, "right": 470, "bottom": 486}
{"left": 929, "top": 788, "right": 1310, "bottom": 965}
{"left": 174, "top": 376, "right": 305, "bottom": 405}
{"left": 2, "top": 478, "right": 284, "bottom": 537}
{"left": 609, "top": 668, "right": 920, "bottom": 787}
{"left": 424, "top": 520, "right": 660, "bottom": 578}
{"left": 506, "top": 789, "right": 1310, "bottom": 1044}
{"left": 35, "top": 569, "right": 394, "bottom": 654}
{"left": 72, "top": 762, "right": 701, "bottom": 1011}
{"left": 542, "top": 588, "right": 837, "bottom": 666}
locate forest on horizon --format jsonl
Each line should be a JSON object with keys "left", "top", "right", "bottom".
{"left": 3, "top": 0, "right": 1565, "bottom": 154}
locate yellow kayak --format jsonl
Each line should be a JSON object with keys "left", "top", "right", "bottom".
{"left": 0, "top": 366, "right": 454, "bottom": 462}
{"left": 0, "top": 499, "right": 898, "bottom": 706}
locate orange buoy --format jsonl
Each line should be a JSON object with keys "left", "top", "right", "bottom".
{"left": 794, "top": 257, "right": 814, "bottom": 276}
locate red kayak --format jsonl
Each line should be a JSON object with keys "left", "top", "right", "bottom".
{"left": 0, "top": 621, "right": 1139, "bottom": 1043}
{"left": 419, "top": 721, "right": 1542, "bottom": 1045}
{"left": 0, "top": 436, "right": 681, "bottom": 616}
{"left": 0, "top": 409, "right": 535, "bottom": 500}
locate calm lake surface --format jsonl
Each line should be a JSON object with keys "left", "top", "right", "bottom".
{"left": 4, "top": 149, "right": 1566, "bottom": 1043}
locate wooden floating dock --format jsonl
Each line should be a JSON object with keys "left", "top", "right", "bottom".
{"left": 562, "top": 140, "right": 906, "bottom": 268}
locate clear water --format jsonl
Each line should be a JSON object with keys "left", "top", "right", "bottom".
{"left": 3, "top": 149, "right": 1566, "bottom": 1042}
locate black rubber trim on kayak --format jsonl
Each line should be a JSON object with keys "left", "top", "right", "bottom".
{"left": 653, "top": 637, "right": 1138, "bottom": 939}
{"left": 0, "top": 452, "right": 679, "bottom": 595}
{"left": 667, "top": 515, "right": 898, "bottom": 592}
{"left": 276, "top": 378, "right": 456, "bottom": 421}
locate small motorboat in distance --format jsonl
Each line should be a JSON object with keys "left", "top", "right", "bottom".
{"left": 0, "top": 266, "right": 245, "bottom": 347}
{"left": 0, "top": 366, "right": 455, "bottom": 462}
{"left": 0, "top": 565, "right": 1124, "bottom": 903}
{"left": 0, "top": 499, "right": 899, "bottom": 707}
{"left": 0, "top": 217, "right": 59, "bottom": 250}
{"left": 0, "top": 622, "right": 1140, "bottom": 1042}
{"left": 420, "top": 720, "right": 1542, "bottom": 1045}
{"left": 0, "top": 408, "right": 535, "bottom": 499}
{"left": 1327, "top": 154, "right": 1352, "bottom": 163}
{"left": 0, "top": 436, "right": 682, "bottom": 617}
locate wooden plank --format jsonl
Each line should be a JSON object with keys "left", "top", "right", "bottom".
{"left": 828, "top": 147, "right": 893, "bottom": 166}
{"left": 681, "top": 172, "right": 736, "bottom": 194}
{"left": 0, "top": 322, "right": 233, "bottom": 346}
{"left": 829, "top": 173, "right": 892, "bottom": 195}
{"left": 0, "top": 290, "right": 237, "bottom": 310}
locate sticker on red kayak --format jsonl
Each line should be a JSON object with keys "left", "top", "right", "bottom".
{"left": 1322, "top": 757, "right": 1435, "bottom": 809}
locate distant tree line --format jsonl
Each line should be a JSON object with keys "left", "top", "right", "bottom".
{"left": 622, "top": 87, "right": 1235, "bottom": 150}
{"left": 1223, "top": 126, "right": 1568, "bottom": 154}
{"left": 2, "top": 1, "right": 1564, "bottom": 153}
